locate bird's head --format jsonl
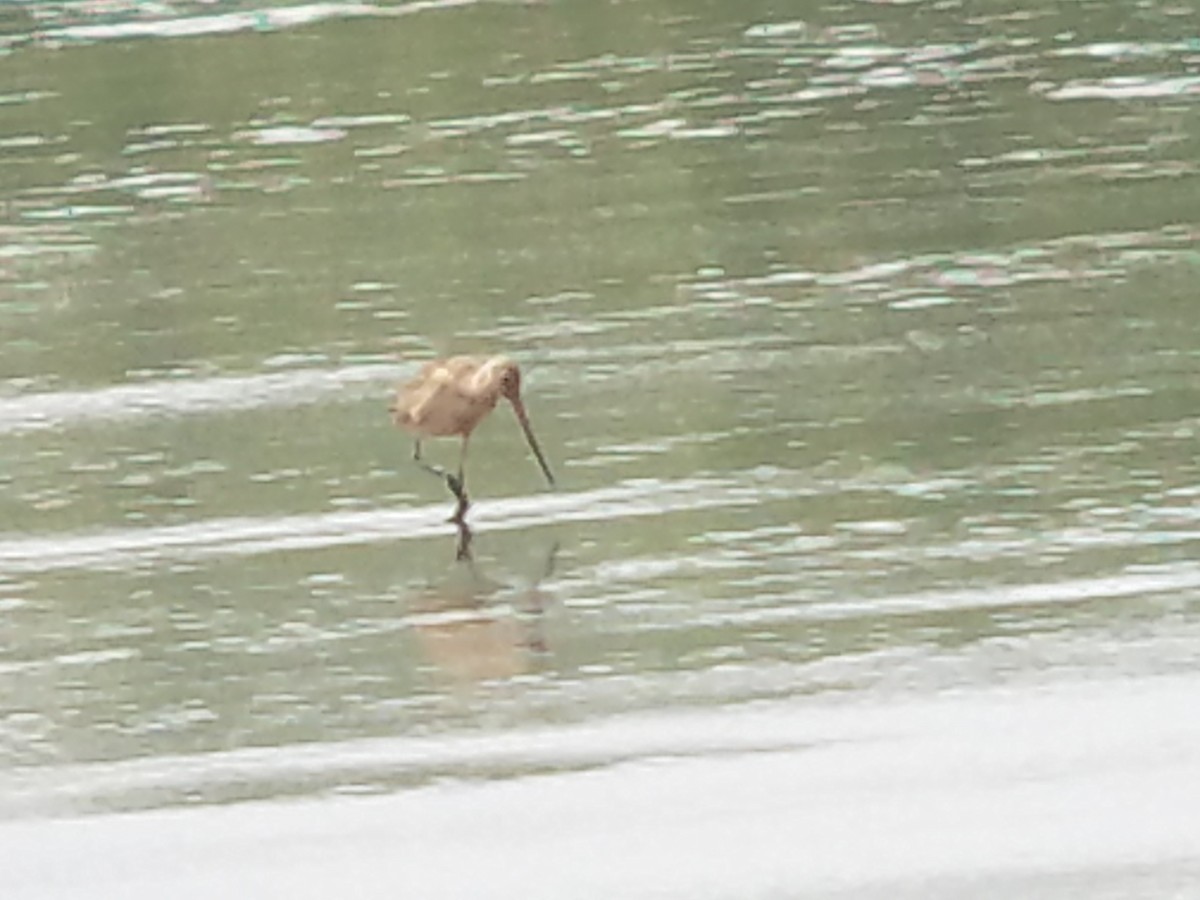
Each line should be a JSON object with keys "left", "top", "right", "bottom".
{"left": 483, "top": 355, "right": 555, "bottom": 488}
{"left": 492, "top": 358, "right": 522, "bottom": 402}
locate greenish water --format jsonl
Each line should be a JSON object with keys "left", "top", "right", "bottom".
{"left": 1, "top": 1, "right": 1199, "bottom": 896}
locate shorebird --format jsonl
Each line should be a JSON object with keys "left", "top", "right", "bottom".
{"left": 390, "top": 355, "right": 555, "bottom": 518}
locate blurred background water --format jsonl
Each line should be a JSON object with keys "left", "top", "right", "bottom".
{"left": 1, "top": 1, "right": 1199, "bottom": 896}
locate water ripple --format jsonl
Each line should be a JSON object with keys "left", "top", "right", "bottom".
{"left": 1044, "top": 76, "right": 1200, "bottom": 100}
{"left": 26, "top": 0, "right": 476, "bottom": 46}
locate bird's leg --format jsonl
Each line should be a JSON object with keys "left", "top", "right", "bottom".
{"left": 414, "top": 439, "right": 470, "bottom": 519}
{"left": 447, "top": 435, "right": 469, "bottom": 498}
{"left": 446, "top": 436, "right": 470, "bottom": 522}
{"left": 413, "top": 439, "right": 452, "bottom": 481}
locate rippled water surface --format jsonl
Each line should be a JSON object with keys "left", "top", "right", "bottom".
{"left": 2, "top": 0, "right": 1199, "bottom": 896}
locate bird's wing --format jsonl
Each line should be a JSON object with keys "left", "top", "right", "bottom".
{"left": 394, "top": 360, "right": 481, "bottom": 433}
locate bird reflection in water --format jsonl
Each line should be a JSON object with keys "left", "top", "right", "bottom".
{"left": 406, "top": 517, "right": 559, "bottom": 686}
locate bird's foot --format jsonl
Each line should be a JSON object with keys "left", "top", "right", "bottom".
{"left": 446, "top": 474, "right": 470, "bottom": 523}
{"left": 453, "top": 519, "right": 473, "bottom": 561}
{"left": 448, "top": 496, "right": 470, "bottom": 524}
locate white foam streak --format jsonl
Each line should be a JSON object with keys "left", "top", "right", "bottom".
{"left": 0, "top": 365, "right": 404, "bottom": 436}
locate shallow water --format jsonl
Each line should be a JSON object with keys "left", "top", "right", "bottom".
{"left": 1, "top": 0, "right": 1199, "bottom": 895}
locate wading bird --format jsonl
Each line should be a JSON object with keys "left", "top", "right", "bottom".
{"left": 390, "top": 356, "right": 555, "bottom": 520}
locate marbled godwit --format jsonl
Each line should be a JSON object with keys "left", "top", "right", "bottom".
{"left": 390, "top": 356, "right": 555, "bottom": 518}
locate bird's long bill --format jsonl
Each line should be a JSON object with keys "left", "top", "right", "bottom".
{"left": 510, "top": 397, "right": 555, "bottom": 488}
